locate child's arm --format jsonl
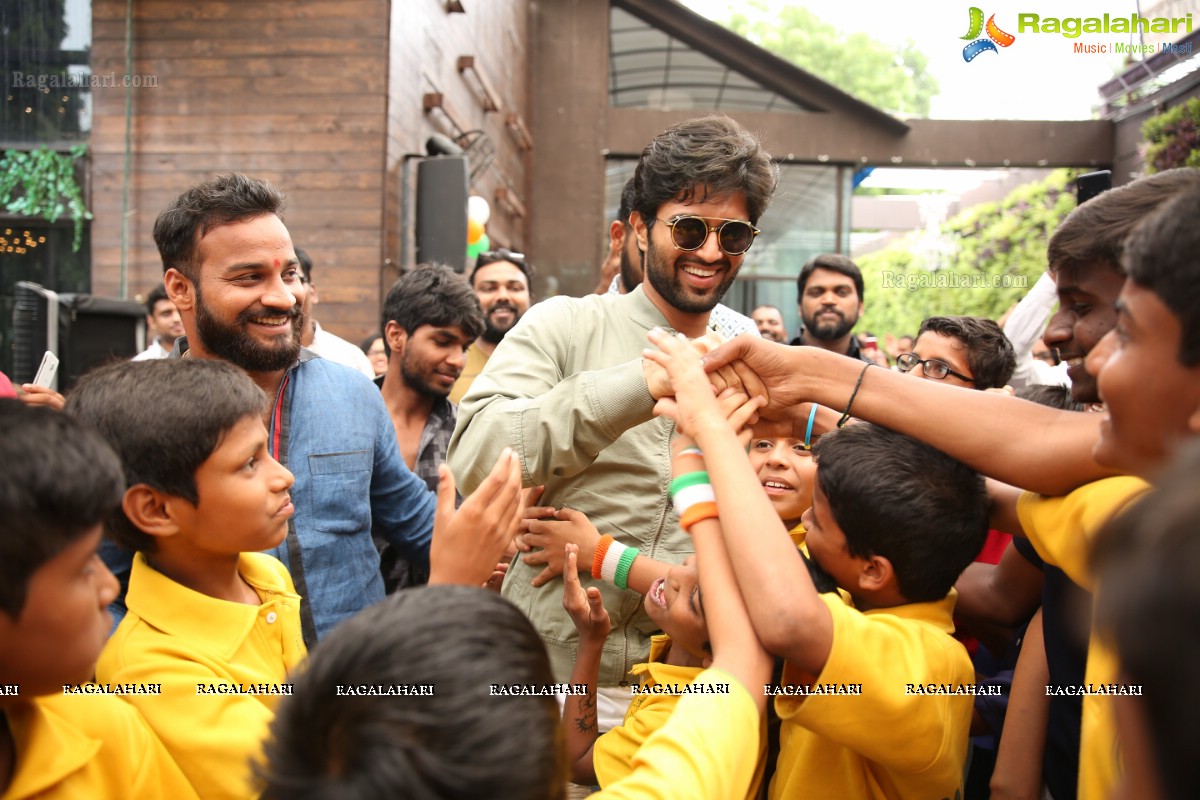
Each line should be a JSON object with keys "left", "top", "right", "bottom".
{"left": 989, "top": 609, "right": 1049, "bottom": 800}
{"left": 645, "top": 329, "right": 833, "bottom": 678}
{"left": 518, "top": 507, "right": 671, "bottom": 594}
{"left": 675, "top": 437, "right": 772, "bottom": 709}
{"left": 428, "top": 450, "right": 523, "bottom": 586}
{"left": 561, "top": 544, "right": 611, "bottom": 785}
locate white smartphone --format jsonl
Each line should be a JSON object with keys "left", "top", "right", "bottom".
{"left": 32, "top": 351, "right": 59, "bottom": 388}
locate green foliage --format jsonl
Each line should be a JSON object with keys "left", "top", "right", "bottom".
{"left": 857, "top": 170, "right": 1077, "bottom": 335}
{"left": 722, "top": 1, "right": 938, "bottom": 116}
{"left": 0, "top": 145, "right": 93, "bottom": 252}
{"left": 1142, "top": 98, "right": 1200, "bottom": 174}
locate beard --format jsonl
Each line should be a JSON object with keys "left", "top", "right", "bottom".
{"left": 802, "top": 308, "right": 857, "bottom": 342}
{"left": 643, "top": 236, "right": 737, "bottom": 315}
{"left": 800, "top": 550, "right": 841, "bottom": 595}
{"left": 480, "top": 302, "right": 522, "bottom": 345}
{"left": 619, "top": 241, "right": 643, "bottom": 293}
{"left": 400, "top": 350, "right": 457, "bottom": 399}
{"left": 193, "top": 284, "right": 302, "bottom": 373}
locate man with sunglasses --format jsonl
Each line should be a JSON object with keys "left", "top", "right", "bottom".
{"left": 449, "top": 248, "right": 532, "bottom": 403}
{"left": 602, "top": 176, "right": 760, "bottom": 341}
{"left": 449, "top": 115, "right": 776, "bottom": 735}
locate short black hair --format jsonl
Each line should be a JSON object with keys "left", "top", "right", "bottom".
{"left": 813, "top": 423, "right": 988, "bottom": 603}
{"left": 1048, "top": 168, "right": 1200, "bottom": 282}
{"left": 258, "top": 585, "right": 566, "bottom": 800}
{"left": 917, "top": 315, "right": 1017, "bottom": 391}
{"left": 381, "top": 264, "right": 485, "bottom": 356}
{"left": 797, "top": 254, "right": 865, "bottom": 303}
{"left": 1122, "top": 185, "right": 1200, "bottom": 367}
{"left": 153, "top": 173, "right": 286, "bottom": 281}
{"left": 0, "top": 400, "right": 124, "bottom": 618}
{"left": 1015, "top": 383, "right": 1085, "bottom": 412}
{"left": 145, "top": 284, "right": 171, "bottom": 316}
{"left": 631, "top": 114, "right": 777, "bottom": 227}
{"left": 469, "top": 248, "right": 534, "bottom": 287}
{"left": 1092, "top": 443, "right": 1200, "bottom": 800}
{"left": 294, "top": 247, "right": 313, "bottom": 282}
{"left": 64, "top": 360, "right": 268, "bottom": 553}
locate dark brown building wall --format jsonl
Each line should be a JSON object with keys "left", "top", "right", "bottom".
{"left": 528, "top": 0, "right": 611, "bottom": 298}
{"left": 90, "top": 0, "right": 391, "bottom": 341}
{"left": 384, "top": 0, "right": 531, "bottom": 291}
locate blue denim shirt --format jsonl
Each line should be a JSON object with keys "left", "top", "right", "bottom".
{"left": 101, "top": 344, "right": 436, "bottom": 644}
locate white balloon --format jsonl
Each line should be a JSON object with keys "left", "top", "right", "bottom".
{"left": 467, "top": 195, "right": 491, "bottom": 225}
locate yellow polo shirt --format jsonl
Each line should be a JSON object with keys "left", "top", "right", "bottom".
{"left": 594, "top": 668, "right": 761, "bottom": 800}
{"left": 449, "top": 341, "right": 490, "bottom": 404}
{"left": 770, "top": 592, "right": 973, "bottom": 800}
{"left": 1017, "top": 476, "right": 1151, "bottom": 800}
{"left": 96, "top": 552, "right": 306, "bottom": 799}
{"left": 593, "top": 635, "right": 765, "bottom": 799}
{"left": 2, "top": 693, "right": 198, "bottom": 800}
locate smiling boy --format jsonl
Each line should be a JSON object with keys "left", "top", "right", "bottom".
{"left": 0, "top": 401, "right": 198, "bottom": 800}
{"left": 65, "top": 359, "right": 305, "bottom": 798}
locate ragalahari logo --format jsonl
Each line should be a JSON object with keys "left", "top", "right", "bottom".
{"left": 961, "top": 7, "right": 1016, "bottom": 61}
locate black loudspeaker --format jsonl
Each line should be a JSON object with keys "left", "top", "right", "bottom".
{"left": 12, "top": 281, "right": 145, "bottom": 391}
{"left": 416, "top": 156, "right": 469, "bottom": 272}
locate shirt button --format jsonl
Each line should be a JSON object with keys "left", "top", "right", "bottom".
{"left": 265, "top": 611, "right": 278, "bottom": 624}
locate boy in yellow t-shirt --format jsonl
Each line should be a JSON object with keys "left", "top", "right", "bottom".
{"left": 642, "top": 329, "right": 992, "bottom": 800}
{"left": 64, "top": 359, "right": 306, "bottom": 799}
{"left": 0, "top": 401, "right": 198, "bottom": 800}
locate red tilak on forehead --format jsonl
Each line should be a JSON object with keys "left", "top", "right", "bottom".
{"left": 274, "top": 258, "right": 280, "bottom": 268}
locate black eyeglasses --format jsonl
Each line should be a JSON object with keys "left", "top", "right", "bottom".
{"left": 896, "top": 353, "right": 974, "bottom": 383}
{"left": 657, "top": 215, "right": 760, "bottom": 256}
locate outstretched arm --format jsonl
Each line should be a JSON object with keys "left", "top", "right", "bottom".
{"left": 704, "top": 336, "right": 1116, "bottom": 495}
{"left": 647, "top": 330, "right": 833, "bottom": 677}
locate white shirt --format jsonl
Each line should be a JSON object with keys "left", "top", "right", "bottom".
{"left": 308, "top": 321, "right": 375, "bottom": 378}
{"left": 133, "top": 339, "right": 172, "bottom": 361}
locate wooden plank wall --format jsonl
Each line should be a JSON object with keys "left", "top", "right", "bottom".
{"left": 90, "top": 0, "right": 531, "bottom": 342}
{"left": 385, "top": 0, "right": 531, "bottom": 292}
{"left": 89, "top": 0, "right": 389, "bottom": 339}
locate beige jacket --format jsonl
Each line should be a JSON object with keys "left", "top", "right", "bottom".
{"left": 448, "top": 286, "right": 693, "bottom": 685}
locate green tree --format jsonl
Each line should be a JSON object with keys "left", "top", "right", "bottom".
{"left": 720, "top": 1, "right": 938, "bottom": 117}
{"left": 857, "top": 170, "right": 1077, "bottom": 335}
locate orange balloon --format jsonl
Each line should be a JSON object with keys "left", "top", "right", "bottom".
{"left": 467, "top": 217, "right": 484, "bottom": 245}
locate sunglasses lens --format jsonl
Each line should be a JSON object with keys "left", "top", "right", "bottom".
{"left": 670, "top": 216, "right": 708, "bottom": 250}
{"left": 719, "top": 221, "right": 755, "bottom": 255}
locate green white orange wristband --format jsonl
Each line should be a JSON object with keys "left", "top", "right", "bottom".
{"left": 592, "top": 534, "right": 639, "bottom": 591}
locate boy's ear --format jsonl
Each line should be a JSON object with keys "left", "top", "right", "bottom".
{"left": 857, "top": 554, "right": 894, "bottom": 595}
{"left": 122, "top": 484, "right": 182, "bottom": 541}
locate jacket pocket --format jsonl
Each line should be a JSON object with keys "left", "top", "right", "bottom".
{"left": 308, "top": 450, "right": 372, "bottom": 534}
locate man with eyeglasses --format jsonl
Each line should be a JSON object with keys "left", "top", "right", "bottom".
{"left": 293, "top": 247, "right": 375, "bottom": 379}
{"left": 792, "top": 253, "right": 873, "bottom": 362}
{"left": 450, "top": 248, "right": 533, "bottom": 403}
{"left": 449, "top": 115, "right": 776, "bottom": 734}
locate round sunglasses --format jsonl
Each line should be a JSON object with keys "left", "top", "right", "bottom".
{"left": 657, "top": 215, "right": 760, "bottom": 256}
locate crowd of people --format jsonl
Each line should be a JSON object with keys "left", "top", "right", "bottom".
{"left": 2, "top": 113, "right": 1198, "bottom": 800}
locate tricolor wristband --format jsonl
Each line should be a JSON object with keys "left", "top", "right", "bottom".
{"left": 598, "top": 537, "right": 640, "bottom": 590}
{"left": 680, "top": 501, "right": 719, "bottom": 532}
{"left": 592, "top": 535, "right": 615, "bottom": 580}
